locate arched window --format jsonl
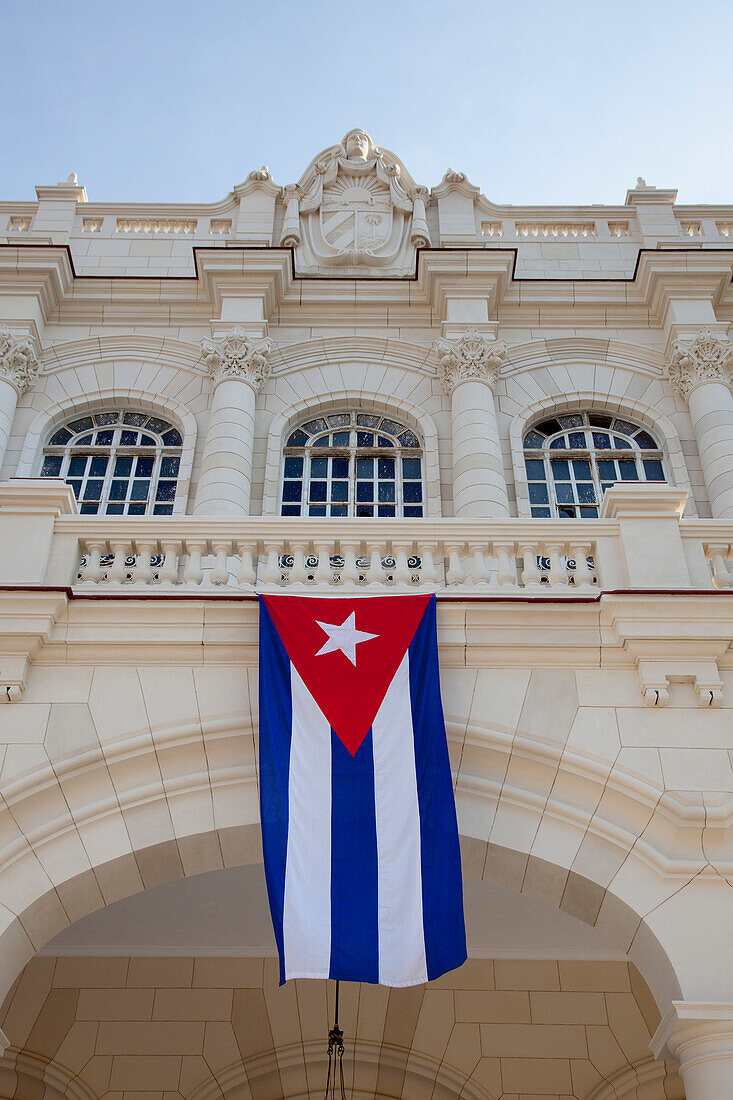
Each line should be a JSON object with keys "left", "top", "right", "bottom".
{"left": 40, "top": 409, "right": 183, "bottom": 515}
{"left": 281, "top": 411, "right": 424, "bottom": 517}
{"left": 523, "top": 411, "right": 666, "bottom": 518}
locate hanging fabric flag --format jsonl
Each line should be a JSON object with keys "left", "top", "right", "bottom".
{"left": 258, "top": 592, "right": 466, "bottom": 987}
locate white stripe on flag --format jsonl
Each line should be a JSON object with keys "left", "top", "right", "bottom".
{"left": 372, "top": 652, "right": 428, "bottom": 986}
{"left": 283, "top": 666, "right": 332, "bottom": 979}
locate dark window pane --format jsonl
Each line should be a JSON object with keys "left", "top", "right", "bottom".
{"left": 404, "top": 482, "right": 422, "bottom": 503}
{"left": 328, "top": 413, "right": 350, "bottom": 428}
{"left": 356, "top": 414, "right": 379, "bottom": 427}
{"left": 402, "top": 458, "right": 421, "bottom": 479}
{"left": 589, "top": 413, "right": 613, "bottom": 428}
{"left": 568, "top": 432, "right": 586, "bottom": 448}
{"left": 332, "top": 431, "right": 350, "bottom": 446}
{"left": 332, "top": 457, "right": 349, "bottom": 478}
{"left": 68, "top": 456, "right": 88, "bottom": 477}
{"left": 331, "top": 505, "right": 348, "bottom": 517}
{"left": 530, "top": 506, "right": 552, "bottom": 517}
{"left": 525, "top": 459, "right": 545, "bottom": 480}
{"left": 76, "top": 433, "right": 94, "bottom": 444}
{"left": 284, "top": 456, "right": 303, "bottom": 478}
{"left": 378, "top": 505, "right": 396, "bottom": 516}
{"left": 619, "top": 461, "right": 639, "bottom": 481}
{"left": 379, "top": 419, "right": 402, "bottom": 435}
{"left": 156, "top": 481, "right": 177, "bottom": 502}
{"left": 281, "top": 505, "right": 301, "bottom": 516}
{"left": 114, "top": 456, "right": 133, "bottom": 477}
{"left": 356, "top": 506, "right": 374, "bottom": 516}
{"left": 310, "top": 457, "right": 327, "bottom": 477}
{"left": 579, "top": 506, "right": 599, "bottom": 517}
{"left": 536, "top": 418, "right": 562, "bottom": 436}
{"left": 41, "top": 456, "right": 63, "bottom": 477}
{"left": 577, "top": 482, "right": 597, "bottom": 503}
{"left": 598, "top": 460, "right": 617, "bottom": 480}
{"left": 109, "top": 480, "right": 128, "bottom": 501}
{"left": 399, "top": 430, "right": 420, "bottom": 447}
{"left": 555, "top": 483, "right": 575, "bottom": 504}
{"left": 314, "top": 434, "right": 330, "bottom": 446}
{"left": 83, "top": 480, "right": 103, "bottom": 501}
{"left": 643, "top": 459, "right": 665, "bottom": 481}
{"left": 635, "top": 430, "right": 657, "bottom": 449}
{"left": 378, "top": 482, "right": 395, "bottom": 503}
{"left": 550, "top": 436, "right": 567, "bottom": 449}
{"left": 123, "top": 412, "right": 147, "bottom": 426}
{"left": 592, "top": 433, "right": 611, "bottom": 448}
{"left": 120, "top": 431, "right": 138, "bottom": 446}
{"left": 282, "top": 481, "right": 302, "bottom": 502}
{"left": 309, "top": 505, "right": 327, "bottom": 516}
{"left": 139, "top": 434, "right": 156, "bottom": 446}
{"left": 614, "top": 437, "right": 632, "bottom": 449}
{"left": 287, "top": 430, "right": 308, "bottom": 446}
{"left": 310, "top": 481, "right": 327, "bottom": 502}
{"left": 403, "top": 505, "right": 422, "bottom": 517}
{"left": 572, "top": 459, "right": 592, "bottom": 479}
{"left": 80, "top": 502, "right": 99, "bottom": 514}
{"left": 523, "top": 430, "right": 545, "bottom": 448}
{"left": 357, "top": 458, "right": 373, "bottom": 478}
{"left": 559, "top": 413, "right": 583, "bottom": 428}
{"left": 136, "top": 456, "right": 154, "bottom": 477}
{"left": 357, "top": 431, "right": 375, "bottom": 447}
{"left": 377, "top": 435, "right": 392, "bottom": 448}
{"left": 160, "top": 456, "right": 180, "bottom": 478}
{"left": 146, "top": 417, "right": 169, "bottom": 434}
{"left": 558, "top": 505, "right": 576, "bottom": 518}
{"left": 131, "top": 480, "right": 150, "bottom": 501}
{"left": 68, "top": 417, "right": 93, "bottom": 433}
{"left": 331, "top": 481, "right": 348, "bottom": 502}
{"left": 529, "top": 482, "right": 549, "bottom": 505}
{"left": 153, "top": 504, "right": 174, "bottom": 515}
{"left": 49, "top": 428, "right": 72, "bottom": 445}
{"left": 357, "top": 482, "right": 374, "bottom": 502}
{"left": 68, "top": 480, "right": 82, "bottom": 498}
{"left": 128, "top": 503, "right": 147, "bottom": 515}
{"left": 96, "top": 411, "right": 119, "bottom": 425}
{"left": 162, "top": 429, "right": 182, "bottom": 446}
{"left": 95, "top": 430, "right": 114, "bottom": 445}
{"left": 302, "top": 418, "right": 328, "bottom": 436}
{"left": 89, "top": 456, "right": 108, "bottom": 477}
{"left": 378, "top": 458, "right": 395, "bottom": 478}
{"left": 614, "top": 419, "right": 637, "bottom": 435}
{"left": 105, "top": 503, "right": 124, "bottom": 515}
{"left": 551, "top": 459, "right": 570, "bottom": 480}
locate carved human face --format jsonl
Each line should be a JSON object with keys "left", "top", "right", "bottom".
{"left": 345, "top": 130, "right": 370, "bottom": 162}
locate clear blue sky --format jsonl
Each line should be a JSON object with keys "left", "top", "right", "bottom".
{"left": 2, "top": 0, "right": 732, "bottom": 207}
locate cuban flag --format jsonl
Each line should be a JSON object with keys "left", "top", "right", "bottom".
{"left": 258, "top": 593, "right": 466, "bottom": 987}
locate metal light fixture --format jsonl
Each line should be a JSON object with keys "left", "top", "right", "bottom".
{"left": 323, "top": 980, "right": 347, "bottom": 1099}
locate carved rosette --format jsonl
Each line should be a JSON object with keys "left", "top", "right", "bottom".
{"left": 0, "top": 326, "right": 39, "bottom": 396}
{"left": 433, "top": 329, "right": 508, "bottom": 395}
{"left": 668, "top": 329, "right": 733, "bottom": 397}
{"left": 201, "top": 328, "right": 273, "bottom": 392}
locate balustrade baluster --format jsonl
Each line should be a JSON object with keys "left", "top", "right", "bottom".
{"left": 708, "top": 543, "right": 733, "bottom": 589}
{"left": 159, "top": 541, "right": 180, "bottom": 587}
{"left": 467, "top": 541, "right": 491, "bottom": 587}
{"left": 365, "top": 540, "right": 384, "bottom": 586}
{"left": 81, "top": 540, "right": 106, "bottom": 585}
{"left": 444, "top": 541, "right": 466, "bottom": 587}
{"left": 107, "top": 541, "right": 129, "bottom": 584}
{"left": 133, "top": 541, "right": 155, "bottom": 585}
{"left": 569, "top": 542, "right": 594, "bottom": 589}
{"left": 417, "top": 541, "right": 438, "bottom": 587}
{"left": 494, "top": 541, "right": 517, "bottom": 587}
{"left": 519, "top": 542, "right": 542, "bottom": 588}
{"left": 545, "top": 542, "right": 569, "bottom": 586}
{"left": 210, "top": 541, "right": 231, "bottom": 586}
{"left": 183, "top": 541, "right": 205, "bottom": 586}
{"left": 288, "top": 540, "right": 309, "bottom": 587}
{"left": 236, "top": 542, "right": 257, "bottom": 588}
{"left": 340, "top": 540, "right": 361, "bottom": 586}
{"left": 262, "top": 542, "right": 282, "bottom": 585}
{"left": 392, "top": 540, "right": 412, "bottom": 589}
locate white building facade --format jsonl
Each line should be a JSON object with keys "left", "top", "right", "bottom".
{"left": 0, "top": 130, "right": 732, "bottom": 1099}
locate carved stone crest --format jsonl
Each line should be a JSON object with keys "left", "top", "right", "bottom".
{"left": 433, "top": 329, "right": 508, "bottom": 394}
{"left": 668, "top": 329, "right": 733, "bottom": 396}
{"left": 201, "top": 328, "right": 273, "bottom": 392}
{"left": 280, "top": 129, "right": 430, "bottom": 275}
{"left": 0, "top": 326, "right": 39, "bottom": 395}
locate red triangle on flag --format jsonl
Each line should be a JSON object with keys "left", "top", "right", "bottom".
{"left": 262, "top": 594, "right": 430, "bottom": 755}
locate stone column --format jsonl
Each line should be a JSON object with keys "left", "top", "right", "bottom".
{"left": 194, "top": 328, "right": 272, "bottom": 516}
{"left": 0, "top": 326, "right": 39, "bottom": 474}
{"left": 434, "top": 328, "right": 509, "bottom": 516}
{"left": 669, "top": 329, "right": 733, "bottom": 517}
{"left": 652, "top": 1003, "right": 733, "bottom": 1100}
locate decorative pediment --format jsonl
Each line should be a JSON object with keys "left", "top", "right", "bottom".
{"left": 280, "top": 128, "right": 430, "bottom": 276}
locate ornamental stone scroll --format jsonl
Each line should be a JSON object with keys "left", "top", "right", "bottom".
{"left": 0, "top": 326, "right": 40, "bottom": 475}
{"left": 667, "top": 329, "right": 733, "bottom": 518}
{"left": 433, "top": 329, "right": 510, "bottom": 517}
{"left": 194, "top": 329, "right": 273, "bottom": 516}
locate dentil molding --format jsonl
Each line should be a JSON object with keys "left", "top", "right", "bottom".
{"left": 0, "top": 325, "right": 39, "bottom": 396}
{"left": 667, "top": 328, "right": 733, "bottom": 397}
{"left": 433, "top": 327, "right": 508, "bottom": 394}
{"left": 200, "top": 327, "right": 273, "bottom": 392}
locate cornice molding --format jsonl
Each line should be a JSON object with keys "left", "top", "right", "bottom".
{"left": 667, "top": 328, "right": 733, "bottom": 396}
{"left": 433, "top": 328, "right": 507, "bottom": 394}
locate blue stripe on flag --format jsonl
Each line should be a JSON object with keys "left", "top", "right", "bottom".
{"left": 258, "top": 597, "right": 293, "bottom": 984}
{"left": 408, "top": 594, "right": 467, "bottom": 981}
{"left": 329, "top": 730, "right": 379, "bottom": 983}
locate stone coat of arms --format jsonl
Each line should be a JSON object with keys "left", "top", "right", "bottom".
{"left": 280, "top": 129, "right": 430, "bottom": 276}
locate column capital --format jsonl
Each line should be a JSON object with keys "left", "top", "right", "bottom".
{"left": 652, "top": 1001, "right": 733, "bottom": 1064}
{"left": 201, "top": 327, "right": 273, "bottom": 393}
{"left": 433, "top": 328, "right": 507, "bottom": 395}
{"left": 0, "top": 325, "right": 39, "bottom": 395}
{"left": 668, "top": 328, "right": 733, "bottom": 397}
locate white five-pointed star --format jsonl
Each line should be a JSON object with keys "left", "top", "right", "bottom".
{"left": 315, "top": 612, "right": 379, "bottom": 666}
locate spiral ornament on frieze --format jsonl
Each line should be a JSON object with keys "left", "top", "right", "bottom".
{"left": 0, "top": 325, "right": 39, "bottom": 396}
{"left": 668, "top": 328, "right": 733, "bottom": 397}
{"left": 433, "top": 327, "right": 508, "bottom": 395}
{"left": 200, "top": 327, "right": 273, "bottom": 392}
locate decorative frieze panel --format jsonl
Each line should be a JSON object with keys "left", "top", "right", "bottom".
{"left": 433, "top": 328, "right": 508, "bottom": 394}
{"left": 209, "top": 218, "right": 232, "bottom": 235}
{"left": 7, "top": 215, "right": 31, "bottom": 233}
{"left": 607, "top": 221, "right": 631, "bottom": 237}
{"left": 0, "top": 325, "right": 39, "bottom": 395}
{"left": 81, "top": 217, "right": 104, "bottom": 232}
{"left": 116, "top": 217, "right": 197, "bottom": 235}
{"left": 200, "top": 327, "right": 273, "bottom": 391}
{"left": 679, "top": 220, "right": 702, "bottom": 237}
{"left": 668, "top": 329, "right": 733, "bottom": 396}
{"left": 481, "top": 222, "right": 503, "bottom": 238}
{"left": 515, "top": 221, "right": 596, "bottom": 238}
{"left": 280, "top": 129, "right": 430, "bottom": 276}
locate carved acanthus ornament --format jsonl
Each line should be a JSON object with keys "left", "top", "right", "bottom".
{"left": 433, "top": 329, "right": 508, "bottom": 394}
{"left": 201, "top": 328, "right": 273, "bottom": 392}
{"left": 668, "top": 329, "right": 733, "bottom": 396}
{"left": 0, "top": 326, "right": 39, "bottom": 395}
